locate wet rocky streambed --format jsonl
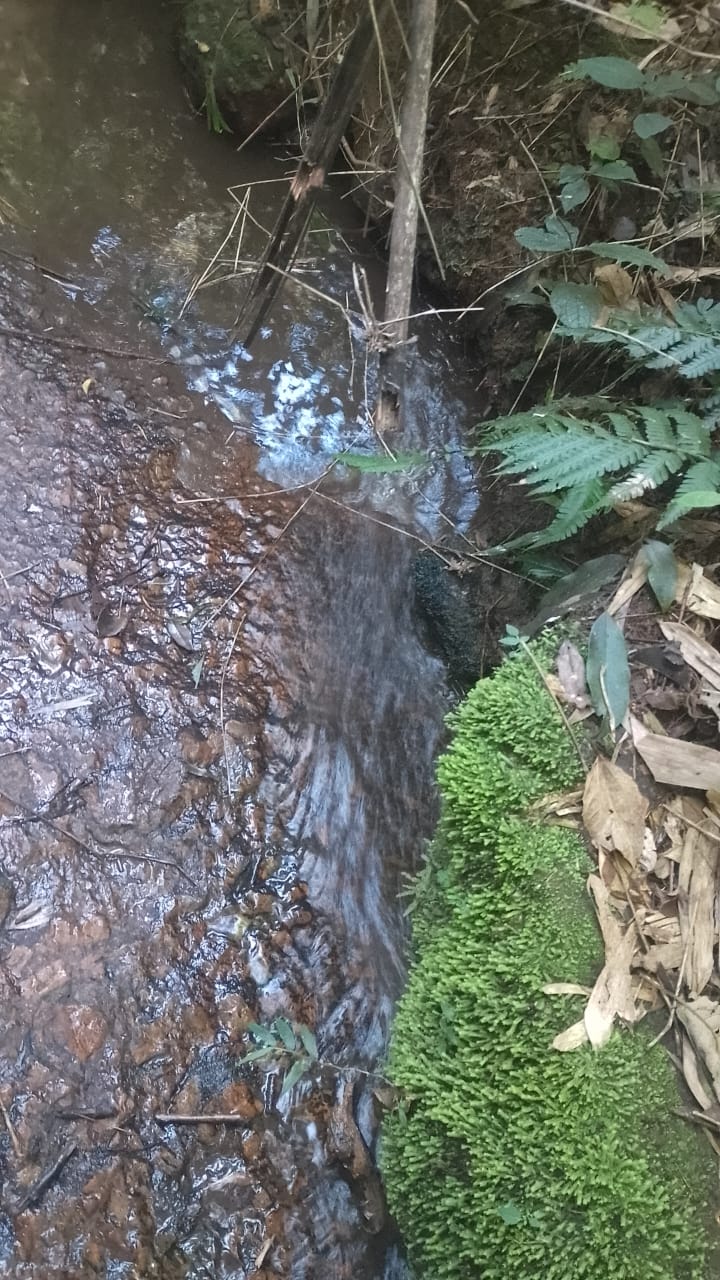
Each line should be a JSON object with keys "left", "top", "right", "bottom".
{"left": 0, "top": 2, "right": 500, "bottom": 1275}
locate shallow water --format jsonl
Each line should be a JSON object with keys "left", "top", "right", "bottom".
{"left": 0, "top": 2, "right": 487, "bottom": 1275}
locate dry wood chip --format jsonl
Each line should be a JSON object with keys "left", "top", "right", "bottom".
{"left": 583, "top": 756, "right": 648, "bottom": 868}
{"left": 631, "top": 715, "right": 720, "bottom": 791}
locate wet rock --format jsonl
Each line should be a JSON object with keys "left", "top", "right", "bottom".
{"left": 57, "top": 1004, "right": 108, "bottom": 1062}
{"left": 0, "top": 873, "right": 15, "bottom": 927}
{"left": 177, "top": 0, "right": 302, "bottom": 138}
{"left": 216, "top": 1080, "right": 262, "bottom": 1120}
{"left": 414, "top": 550, "right": 484, "bottom": 688}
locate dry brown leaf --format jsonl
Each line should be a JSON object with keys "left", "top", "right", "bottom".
{"left": 543, "top": 982, "right": 592, "bottom": 997}
{"left": 674, "top": 563, "right": 720, "bottom": 621}
{"left": 607, "top": 554, "right": 648, "bottom": 615}
{"left": 556, "top": 640, "right": 589, "bottom": 708}
{"left": 658, "top": 619, "right": 720, "bottom": 689}
{"left": 642, "top": 910, "right": 681, "bottom": 946}
{"left": 583, "top": 757, "right": 648, "bottom": 867}
{"left": 594, "top": 261, "right": 634, "bottom": 307}
{"left": 583, "top": 874, "right": 641, "bottom": 1047}
{"left": 667, "top": 265, "right": 720, "bottom": 284}
{"left": 638, "top": 826, "right": 657, "bottom": 873}
{"left": 653, "top": 854, "right": 672, "bottom": 879}
{"left": 676, "top": 797, "right": 720, "bottom": 995}
{"left": 637, "top": 939, "right": 685, "bottom": 973}
{"left": 551, "top": 1020, "right": 589, "bottom": 1052}
{"left": 678, "top": 997, "right": 720, "bottom": 1100}
{"left": 682, "top": 1035, "right": 715, "bottom": 1113}
{"left": 631, "top": 715, "right": 720, "bottom": 791}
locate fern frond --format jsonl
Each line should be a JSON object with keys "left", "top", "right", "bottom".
{"left": 657, "top": 458, "right": 720, "bottom": 528}
{"left": 476, "top": 402, "right": 714, "bottom": 548}
{"left": 558, "top": 295, "right": 720, "bottom": 382}
{"left": 667, "top": 406, "right": 713, "bottom": 454}
{"left": 607, "top": 450, "right": 685, "bottom": 501}
{"left": 698, "top": 383, "right": 720, "bottom": 428}
{"left": 532, "top": 479, "right": 607, "bottom": 545}
{"left": 638, "top": 406, "right": 674, "bottom": 450}
{"left": 493, "top": 424, "right": 643, "bottom": 494}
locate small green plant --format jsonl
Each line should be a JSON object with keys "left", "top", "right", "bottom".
{"left": 202, "top": 68, "right": 231, "bottom": 134}
{"left": 484, "top": 30, "right": 720, "bottom": 555}
{"left": 240, "top": 1018, "right": 319, "bottom": 1096}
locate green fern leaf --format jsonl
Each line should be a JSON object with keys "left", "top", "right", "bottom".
{"left": 557, "top": 294, "right": 720, "bottom": 382}
{"left": 657, "top": 458, "right": 720, "bottom": 527}
{"left": 607, "top": 450, "right": 685, "bottom": 501}
{"left": 476, "top": 402, "right": 714, "bottom": 548}
{"left": 682, "top": 342, "right": 720, "bottom": 379}
{"left": 699, "top": 386, "right": 720, "bottom": 427}
{"left": 484, "top": 415, "right": 646, "bottom": 495}
{"left": 667, "top": 407, "right": 713, "bottom": 454}
{"left": 637, "top": 406, "right": 674, "bottom": 449}
{"left": 532, "top": 480, "right": 607, "bottom": 544}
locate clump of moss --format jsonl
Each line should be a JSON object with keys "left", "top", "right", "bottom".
{"left": 177, "top": 1, "right": 298, "bottom": 136}
{"left": 382, "top": 644, "right": 719, "bottom": 1279}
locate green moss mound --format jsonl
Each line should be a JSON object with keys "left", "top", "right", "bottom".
{"left": 177, "top": 1, "right": 298, "bottom": 135}
{"left": 382, "top": 644, "right": 719, "bottom": 1279}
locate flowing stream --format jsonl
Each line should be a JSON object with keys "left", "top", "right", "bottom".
{"left": 0, "top": 2, "right": 487, "bottom": 1275}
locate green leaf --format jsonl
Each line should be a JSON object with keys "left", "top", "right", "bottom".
{"left": 497, "top": 1202, "right": 524, "bottom": 1226}
{"left": 633, "top": 112, "right": 673, "bottom": 138}
{"left": 640, "top": 540, "right": 677, "bottom": 610}
{"left": 560, "top": 175, "right": 590, "bottom": 213}
{"left": 238, "top": 1045, "right": 275, "bottom": 1064}
{"left": 273, "top": 1017, "right": 297, "bottom": 1051}
{"left": 298, "top": 1025, "right": 319, "bottom": 1059}
{"left": 590, "top": 159, "right": 638, "bottom": 183}
{"left": 515, "top": 217, "right": 579, "bottom": 253}
{"left": 563, "top": 56, "right": 646, "bottom": 90}
{"left": 279, "top": 1057, "right": 308, "bottom": 1097}
{"left": 609, "top": 2, "right": 668, "bottom": 36}
{"left": 248, "top": 1021, "right": 277, "bottom": 1048}
{"left": 639, "top": 136, "right": 665, "bottom": 178}
{"left": 587, "top": 611, "right": 630, "bottom": 731}
{"left": 586, "top": 241, "right": 671, "bottom": 276}
{"left": 589, "top": 135, "right": 621, "bottom": 162}
{"left": 659, "top": 489, "right": 720, "bottom": 525}
{"left": 647, "top": 71, "right": 720, "bottom": 105}
{"left": 558, "top": 163, "right": 586, "bottom": 182}
{"left": 549, "top": 283, "right": 603, "bottom": 331}
{"left": 338, "top": 450, "right": 428, "bottom": 473}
